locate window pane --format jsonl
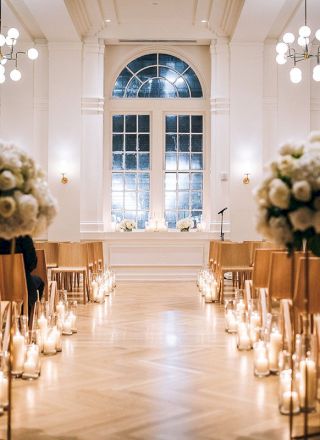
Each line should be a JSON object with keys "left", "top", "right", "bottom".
{"left": 159, "top": 54, "right": 188, "bottom": 73}
{"left": 192, "top": 211, "right": 202, "bottom": 223}
{"left": 112, "top": 210, "right": 123, "bottom": 222}
{"left": 191, "top": 153, "right": 203, "bottom": 170}
{"left": 125, "top": 154, "right": 137, "bottom": 170}
{"left": 165, "top": 173, "right": 176, "bottom": 190}
{"left": 178, "top": 210, "right": 190, "bottom": 221}
{"left": 174, "top": 77, "right": 190, "bottom": 97}
{"left": 165, "top": 153, "right": 177, "bottom": 170}
{"left": 138, "top": 153, "right": 150, "bottom": 170}
{"left": 178, "top": 153, "right": 189, "bottom": 170}
{"left": 165, "top": 192, "right": 176, "bottom": 209}
{"left": 125, "top": 115, "right": 137, "bottom": 132}
{"left": 159, "top": 66, "right": 179, "bottom": 83}
{"left": 138, "top": 192, "right": 150, "bottom": 210}
{"left": 112, "top": 68, "right": 131, "bottom": 97}
{"left": 113, "top": 115, "right": 124, "bottom": 132}
{"left": 192, "top": 116, "right": 202, "bottom": 133}
{"left": 112, "top": 134, "right": 124, "bottom": 152}
{"left": 138, "top": 78, "right": 177, "bottom": 98}
{"left": 178, "top": 115, "right": 190, "bottom": 133}
{"left": 125, "top": 192, "right": 136, "bottom": 210}
{"left": 136, "top": 66, "right": 157, "bottom": 83}
{"left": 191, "top": 173, "right": 203, "bottom": 190}
{"left": 178, "top": 192, "right": 189, "bottom": 209}
{"left": 125, "top": 134, "right": 137, "bottom": 151}
{"left": 191, "top": 192, "right": 202, "bottom": 209}
{"left": 112, "top": 154, "right": 123, "bottom": 170}
{"left": 138, "top": 115, "right": 149, "bottom": 132}
{"left": 178, "top": 173, "right": 189, "bottom": 190}
{"left": 112, "top": 192, "right": 123, "bottom": 209}
{"left": 184, "top": 67, "right": 203, "bottom": 97}
{"left": 125, "top": 77, "right": 141, "bottom": 97}
{"left": 112, "top": 173, "right": 124, "bottom": 191}
{"left": 138, "top": 134, "right": 150, "bottom": 152}
{"left": 166, "top": 115, "right": 177, "bottom": 132}
{"left": 125, "top": 174, "right": 137, "bottom": 190}
{"left": 166, "top": 134, "right": 177, "bottom": 152}
{"left": 139, "top": 173, "right": 150, "bottom": 190}
{"left": 128, "top": 54, "right": 157, "bottom": 73}
{"left": 178, "top": 134, "right": 189, "bottom": 152}
{"left": 137, "top": 211, "right": 148, "bottom": 229}
{"left": 191, "top": 134, "right": 202, "bottom": 152}
{"left": 165, "top": 210, "right": 176, "bottom": 229}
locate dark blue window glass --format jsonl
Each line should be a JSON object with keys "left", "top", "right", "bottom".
{"left": 113, "top": 53, "right": 203, "bottom": 98}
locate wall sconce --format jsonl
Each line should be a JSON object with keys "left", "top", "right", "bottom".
{"left": 243, "top": 173, "right": 250, "bottom": 185}
{"left": 61, "top": 173, "right": 68, "bottom": 184}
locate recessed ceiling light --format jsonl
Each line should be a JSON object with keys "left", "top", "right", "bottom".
{"left": 201, "top": 19, "right": 207, "bottom": 23}
{"left": 105, "top": 19, "right": 111, "bottom": 22}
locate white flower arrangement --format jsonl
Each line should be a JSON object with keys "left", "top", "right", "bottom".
{"left": 0, "top": 141, "right": 58, "bottom": 239}
{"left": 176, "top": 217, "right": 194, "bottom": 231}
{"left": 119, "top": 219, "right": 136, "bottom": 231}
{"left": 255, "top": 131, "right": 320, "bottom": 255}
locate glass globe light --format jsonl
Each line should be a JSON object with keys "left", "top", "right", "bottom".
{"left": 27, "top": 48, "right": 38, "bottom": 60}
{"left": 7, "top": 28, "right": 19, "bottom": 39}
{"left": 0, "top": 34, "right": 5, "bottom": 47}
{"left": 10, "top": 69, "right": 21, "bottom": 81}
{"left": 290, "top": 67, "right": 302, "bottom": 83}
{"left": 313, "top": 65, "right": 320, "bottom": 81}
{"left": 276, "top": 42, "right": 288, "bottom": 54}
{"left": 298, "top": 36, "right": 309, "bottom": 47}
{"left": 5, "top": 36, "right": 16, "bottom": 46}
{"left": 299, "top": 25, "right": 311, "bottom": 37}
{"left": 283, "top": 32, "right": 295, "bottom": 44}
{"left": 0, "top": 74, "right": 5, "bottom": 84}
{"left": 276, "top": 54, "right": 287, "bottom": 65}
{"left": 0, "top": 65, "right": 5, "bottom": 75}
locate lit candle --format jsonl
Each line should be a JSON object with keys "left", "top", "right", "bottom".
{"left": 211, "top": 280, "right": 218, "bottom": 302}
{"left": 226, "top": 311, "right": 237, "bottom": 333}
{"left": 62, "top": 318, "right": 72, "bottom": 335}
{"left": 268, "top": 331, "right": 282, "bottom": 372}
{"left": 92, "top": 280, "right": 98, "bottom": 301}
{"left": 299, "top": 358, "right": 317, "bottom": 410}
{"left": 205, "top": 284, "right": 212, "bottom": 303}
{"left": 255, "top": 356, "right": 269, "bottom": 376}
{"left": 12, "top": 330, "right": 25, "bottom": 375}
{"left": 280, "top": 390, "right": 300, "bottom": 415}
{"left": 236, "top": 299, "right": 246, "bottom": 313}
{"left": 69, "top": 312, "right": 77, "bottom": 333}
{"left": 237, "top": 323, "right": 251, "bottom": 350}
{"left": 37, "top": 314, "right": 48, "bottom": 347}
{"left": 43, "top": 330, "right": 57, "bottom": 355}
{"left": 0, "top": 371, "right": 8, "bottom": 408}
{"left": 56, "top": 301, "right": 65, "bottom": 320}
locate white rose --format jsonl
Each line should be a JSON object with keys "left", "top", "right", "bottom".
{"left": 292, "top": 180, "right": 311, "bottom": 202}
{"left": 289, "top": 207, "right": 314, "bottom": 231}
{"left": 0, "top": 196, "right": 16, "bottom": 218}
{"left": 269, "top": 179, "right": 290, "bottom": 209}
{"left": 278, "top": 155, "right": 296, "bottom": 177}
{"left": 313, "top": 212, "right": 320, "bottom": 233}
{"left": 279, "top": 142, "right": 295, "bottom": 156}
{"left": 2, "top": 151, "right": 22, "bottom": 171}
{"left": 17, "top": 194, "right": 38, "bottom": 221}
{"left": 269, "top": 216, "right": 293, "bottom": 245}
{"left": 0, "top": 170, "right": 17, "bottom": 190}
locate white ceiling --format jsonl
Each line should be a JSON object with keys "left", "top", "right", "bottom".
{"left": 2, "top": 0, "right": 320, "bottom": 45}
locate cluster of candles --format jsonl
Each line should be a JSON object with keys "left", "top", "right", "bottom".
{"left": 197, "top": 268, "right": 219, "bottom": 303}
{"left": 0, "top": 292, "right": 79, "bottom": 414}
{"left": 145, "top": 218, "right": 168, "bottom": 232}
{"left": 223, "top": 294, "right": 318, "bottom": 415}
{"left": 91, "top": 269, "right": 116, "bottom": 303}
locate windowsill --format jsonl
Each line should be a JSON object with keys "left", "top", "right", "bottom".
{"left": 81, "top": 230, "right": 218, "bottom": 240}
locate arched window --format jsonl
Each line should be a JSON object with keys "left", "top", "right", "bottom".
{"left": 112, "top": 53, "right": 203, "bottom": 98}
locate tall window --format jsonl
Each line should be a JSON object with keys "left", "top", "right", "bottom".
{"left": 110, "top": 53, "right": 205, "bottom": 229}
{"left": 111, "top": 114, "right": 150, "bottom": 228}
{"left": 164, "top": 115, "right": 203, "bottom": 228}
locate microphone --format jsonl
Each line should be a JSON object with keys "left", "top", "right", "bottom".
{"left": 218, "top": 207, "right": 228, "bottom": 215}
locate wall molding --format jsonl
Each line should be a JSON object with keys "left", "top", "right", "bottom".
{"left": 311, "top": 98, "right": 320, "bottom": 112}
{"left": 210, "top": 97, "right": 230, "bottom": 114}
{"left": 81, "top": 96, "right": 104, "bottom": 114}
{"left": 34, "top": 97, "right": 49, "bottom": 112}
{"left": 80, "top": 221, "right": 105, "bottom": 232}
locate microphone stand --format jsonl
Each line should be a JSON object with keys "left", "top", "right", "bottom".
{"left": 220, "top": 211, "right": 224, "bottom": 241}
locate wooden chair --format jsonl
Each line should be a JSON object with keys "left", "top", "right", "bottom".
{"left": 51, "top": 242, "right": 89, "bottom": 304}
{"left": 294, "top": 257, "right": 320, "bottom": 314}
{"left": 93, "top": 241, "right": 104, "bottom": 271}
{"left": 35, "top": 241, "right": 58, "bottom": 268}
{"left": 217, "top": 242, "right": 253, "bottom": 303}
{"left": 0, "top": 254, "right": 28, "bottom": 313}
{"left": 32, "top": 249, "right": 49, "bottom": 300}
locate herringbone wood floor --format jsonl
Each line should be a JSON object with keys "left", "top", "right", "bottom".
{"left": 1, "top": 282, "right": 290, "bottom": 440}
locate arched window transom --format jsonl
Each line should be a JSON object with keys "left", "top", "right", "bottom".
{"left": 112, "top": 53, "right": 203, "bottom": 98}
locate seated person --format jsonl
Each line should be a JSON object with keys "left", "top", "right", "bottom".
{"left": 0, "top": 235, "right": 44, "bottom": 316}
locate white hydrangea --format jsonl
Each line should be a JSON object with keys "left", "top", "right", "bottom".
{"left": 292, "top": 180, "right": 311, "bottom": 202}
{"left": 289, "top": 207, "right": 314, "bottom": 231}
{"left": 0, "top": 170, "right": 17, "bottom": 191}
{"left": 269, "top": 179, "right": 290, "bottom": 209}
{"left": 176, "top": 218, "right": 194, "bottom": 231}
{"left": 119, "top": 219, "right": 136, "bottom": 231}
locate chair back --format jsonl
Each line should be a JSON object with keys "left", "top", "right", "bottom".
{"left": 93, "top": 241, "right": 104, "bottom": 270}
{"left": 57, "top": 242, "right": 87, "bottom": 268}
{"left": 35, "top": 241, "right": 58, "bottom": 267}
{"left": 32, "top": 249, "right": 48, "bottom": 300}
{"left": 0, "top": 254, "right": 28, "bottom": 312}
{"left": 267, "top": 251, "right": 293, "bottom": 301}
{"left": 294, "top": 257, "right": 320, "bottom": 314}
{"left": 219, "top": 242, "right": 251, "bottom": 268}
{"left": 252, "top": 249, "right": 282, "bottom": 290}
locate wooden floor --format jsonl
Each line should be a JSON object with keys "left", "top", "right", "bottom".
{"left": 1, "top": 282, "right": 290, "bottom": 440}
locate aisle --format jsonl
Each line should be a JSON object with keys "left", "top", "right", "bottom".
{"left": 7, "top": 282, "right": 287, "bottom": 440}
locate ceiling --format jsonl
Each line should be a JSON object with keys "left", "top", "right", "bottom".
{"left": 2, "top": 0, "right": 320, "bottom": 45}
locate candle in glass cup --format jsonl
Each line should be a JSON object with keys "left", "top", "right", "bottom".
{"left": 237, "top": 323, "right": 251, "bottom": 350}
{"left": 280, "top": 390, "right": 300, "bottom": 415}
{"left": 69, "top": 311, "right": 77, "bottom": 333}
{"left": 268, "top": 330, "right": 282, "bottom": 372}
{"left": 12, "top": 330, "right": 25, "bottom": 375}
{"left": 92, "top": 280, "right": 98, "bottom": 301}
{"left": 62, "top": 317, "right": 73, "bottom": 335}
{"left": 37, "top": 314, "right": 48, "bottom": 343}
{"left": 0, "top": 371, "right": 8, "bottom": 408}
{"left": 299, "top": 358, "right": 317, "bottom": 410}
{"left": 253, "top": 342, "right": 269, "bottom": 377}
{"left": 56, "top": 301, "right": 65, "bottom": 320}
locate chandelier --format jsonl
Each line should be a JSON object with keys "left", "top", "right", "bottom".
{"left": 0, "top": 0, "right": 38, "bottom": 83}
{"left": 275, "top": 0, "right": 320, "bottom": 83}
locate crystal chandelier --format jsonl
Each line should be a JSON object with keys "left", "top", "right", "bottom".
{"left": 275, "top": 0, "right": 320, "bottom": 83}
{"left": 0, "top": 0, "right": 38, "bottom": 83}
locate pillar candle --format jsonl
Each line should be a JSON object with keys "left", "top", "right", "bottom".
{"left": 56, "top": 301, "right": 65, "bottom": 320}
{"left": 268, "top": 331, "right": 282, "bottom": 371}
{"left": 62, "top": 318, "right": 72, "bottom": 335}
{"left": 299, "top": 358, "right": 317, "bottom": 409}
{"left": 280, "top": 390, "right": 300, "bottom": 414}
{"left": 69, "top": 312, "right": 77, "bottom": 333}
{"left": 12, "top": 330, "right": 25, "bottom": 374}
{"left": 37, "top": 314, "right": 48, "bottom": 345}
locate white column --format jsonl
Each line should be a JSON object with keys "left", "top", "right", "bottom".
{"left": 210, "top": 39, "right": 230, "bottom": 236}
{"left": 229, "top": 43, "right": 264, "bottom": 241}
{"left": 80, "top": 39, "right": 105, "bottom": 233}
{"left": 47, "top": 42, "right": 82, "bottom": 242}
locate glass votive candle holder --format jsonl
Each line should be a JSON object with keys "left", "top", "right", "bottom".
{"left": 268, "top": 329, "right": 283, "bottom": 374}
{"left": 237, "top": 322, "right": 251, "bottom": 351}
{"left": 253, "top": 341, "right": 270, "bottom": 377}
{"left": 279, "top": 368, "right": 300, "bottom": 415}
{"left": 298, "top": 355, "right": 317, "bottom": 412}
{"left": 43, "top": 328, "right": 57, "bottom": 356}
{"left": 70, "top": 301, "right": 77, "bottom": 333}
{"left": 0, "top": 352, "right": 9, "bottom": 410}
{"left": 62, "top": 313, "right": 73, "bottom": 336}
{"left": 22, "top": 344, "right": 40, "bottom": 380}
